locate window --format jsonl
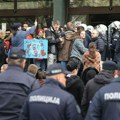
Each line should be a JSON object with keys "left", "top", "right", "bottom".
{"left": 113, "top": 0, "right": 120, "bottom": 6}
{"left": 0, "top": 0, "right": 52, "bottom": 9}
{"left": 70, "top": 0, "right": 109, "bottom": 7}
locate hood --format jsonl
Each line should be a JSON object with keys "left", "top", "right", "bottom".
{"left": 94, "top": 70, "right": 113, "bottom": 84}
{"left": 65, "top": 31, "right": 75, "bottom": 41}
{"left": 50, "top": 26, "right": 61, "bottom": 34}
{"left": 50, "top": 26, "right": 55, "bottom": 32}
{"left": 66, "top": 75, "right": 80, "bottom": 88}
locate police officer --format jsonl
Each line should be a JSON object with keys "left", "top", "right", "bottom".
{"left": 85, "top": 62, "right": 120, "bottom": 120}
{"left": 0, "top": 47, "right": 40, "bottom": 120}
{"left": 19, "top": 63, "right": 83, "bottom": 120}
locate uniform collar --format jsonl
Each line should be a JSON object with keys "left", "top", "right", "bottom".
{"left": 7, "top": 65, "right": 24, "bottom": 72}
{"left": 112, "top": 77, "right": 120, "bottom": 83}
{"left": 45, "top": 78, "right": 65, "bottom": 89}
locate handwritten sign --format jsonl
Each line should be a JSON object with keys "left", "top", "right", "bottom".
{"left": 24, "top": 39, "right": 48, "bottom": 58}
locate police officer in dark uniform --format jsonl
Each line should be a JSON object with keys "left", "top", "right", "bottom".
{"left": 0, "top": 47, "right": 40, "bottom": 120}
{"left": 85, "top": 62, "right": 120, "bottom": 120}
{"left": 19, "top": 63, "right": 83, "bottom": 120}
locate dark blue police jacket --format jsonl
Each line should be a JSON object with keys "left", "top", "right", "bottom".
{"left": 85, "top": 77, "right": 120, "bottom": 120}
{"left": 0, "top": 65, "right": 40, "bottom": 120}
{"left": 19, "top": 78, "right": 83, "bottom": 120}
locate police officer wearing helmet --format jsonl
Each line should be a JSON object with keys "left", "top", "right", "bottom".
{"left": 0, "top": 47, "right": 40, "bottom": 120}
{"left": 19, "top": 63, "right": 83, "bottom": 120}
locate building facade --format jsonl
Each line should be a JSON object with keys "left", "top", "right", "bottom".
{"left": 0, "top": 0, "right": 120, "bottom": 29}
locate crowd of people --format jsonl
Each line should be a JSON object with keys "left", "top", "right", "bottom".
{"left": 0, "top": 19, "right": 120, "bottom": 120}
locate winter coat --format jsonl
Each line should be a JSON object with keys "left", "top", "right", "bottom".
{"left": 82, "top": 50, "right": 101, "bottom": 72}
{"left": 58, "top": 30, "right": 75, "bottom": 61}
{"left": 81, "top": 67, "right": 99, "bottom": 85}
{"left": 85, "top": 77, "right": 120, "bottom": 120}
{"left": 45, "top": 26, "right": 62, "bottom": 55}
{"left": 66, "top": 75, "right": 84, "bottom": 108}
{"left": 81, "top": 70, "right": 113, "bottom": 117}
{"left": 114, "top": 36, "right": 120, "bottom": 62}
{"left": 92, "top": 36, "right": 105, "bottom": 61}
{"left": 84, "top": 31, "right": 91, "bottom": 48}
{"left": 19, "top": 79, "right": 83, "bottom": 120}
{"left": 70, "top": 38, "right": 88, "bottom": 61}
{"left": 0, "top": 65, "right": 40, "bottom": 120}
{"left": 11, "top": 25, "right": 36, "bottom": 49}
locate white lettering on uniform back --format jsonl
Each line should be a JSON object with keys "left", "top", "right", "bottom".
{"left": 104, "top": 92, "right": 120, "bottom": 100}
{"left": 29, "top": 95, "right": 60, "bottom": 105}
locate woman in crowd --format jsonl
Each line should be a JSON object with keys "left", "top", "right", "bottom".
{"left": 82, "top": 42, "right": 101, "bottom": 72}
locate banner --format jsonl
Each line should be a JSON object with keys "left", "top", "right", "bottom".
{"left": 24, "top": 39, "right": 48, "bottom": 58}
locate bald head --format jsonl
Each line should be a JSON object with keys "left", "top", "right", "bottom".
{"left": 91, "top": 29, "right": 99, "bottom": 39}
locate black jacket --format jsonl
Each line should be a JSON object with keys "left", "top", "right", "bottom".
{"left": 114, "top": 36, "right": 120, "bottom": 62}
{"left": 92, "top": 36, "right": 105, "bottom": 61}
{"left": 66, "top": 75, "right": 84, "bottom": 108}
{"left": 0, "top": 65, "right": 40, "bottom": 120}
{"left": 81, "top": 70, "right": 113, "bottom": 117}
{"left": 0, "top": 39, "right": 5, "bottom": 67}
{"left": 45, "top": 27, "right": 62, "bottom": 55}
{"left": 85, "top": 77, "right": 120, "bottom": 120}
{"left": 19, "top": 79, "right": 83, "bottom": 120}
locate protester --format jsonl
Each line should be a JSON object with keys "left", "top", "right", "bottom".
{"left": 58, "top": 21, "right": 75, "bottom": 70}
{"left": 82, "top": 42, "right": 101, "bottom": 72}
{"left": 0, "top": 47, "right": 40, "bottom": 119}
{"left": 27, "top": 64, "right": 38, "bottom": 78}
{"left": 11, "top": 19, "right": 37, "bottom": 49}
{"left": 70, "top": 28, "right": 88, "bottom": 69}
{"left": 81, "top": 67, "right": 99, "bottom": 85}
{"left": 91, "top": 29, "right": 105, "bottom": 61}
{"left": 0, "top": 30, "right": 6, "bottom": 68}
{"left": 19, "top": 63, "right": 83, "bottom": 120}
{"left": 85, "top": 62, "right": 120, "bottom": 120}
{"left": 81, "top": 60, "right": 118, "bottom": 118}
{"left": 66, "top": 60, "right": 84, "bottom": 108}
{"left": 77, "top": 25, "right": 91, "bottom": 48}
{"left": 4, "top": 28, "right": 12, "bottom": 52}
{"left": 0, "top": 64, "right": 8, "bottom": 73}
{"left": 35, "top": 68, "right": 46, "bottom": 86}
{"left": 45, "top": 20, "right": 63, "bottom": 66}
{"left": 33, "top": 28, "right": 47, "bottom": 71}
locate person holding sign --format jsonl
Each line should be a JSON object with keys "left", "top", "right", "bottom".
{"left": 33, "top": 28, "right": 47, "bottom": 71}
{"left": 11, "top": 19, "right": 37, "bottom": 49}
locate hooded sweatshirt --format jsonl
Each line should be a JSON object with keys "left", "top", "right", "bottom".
{"left": 81, "top": 70, "right": 114, "bottom": 117}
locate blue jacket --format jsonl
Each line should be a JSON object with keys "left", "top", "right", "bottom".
{"left": 19, "top": 79, "right": 83, "bottom": 120}
{"left": 85, "top": 77, "right": 120, "bottom": 120}
{"left": 0, "top": 65, "right": 40, "bottom": 120}
{"left": 70, "top": 38, "right": 88, "bottom": 61}
{"left": 11, "top": 26, "right": 36, "bottom": 49}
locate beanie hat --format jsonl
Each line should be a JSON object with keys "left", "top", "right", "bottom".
{"left": 102, "top": 60, "right": 117, "bottom": 70}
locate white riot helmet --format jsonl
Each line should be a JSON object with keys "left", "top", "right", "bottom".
{"left": 79, "top": 23, "right": 87, "bottom": 31}
{"left": 95, "top": 24, "right": 107, "bottom": 35}
{"left": 108, "top": 21, "right": 120, "bottom": 30}
{"left": 87, "top": 25, "right": 94, "bottom": 33}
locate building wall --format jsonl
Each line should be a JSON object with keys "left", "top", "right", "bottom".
{"left": 69, "top": 0, "right": 120, "bottom": 25}
{"left": 0, "top": 0, "right": 52, "bottom": 9}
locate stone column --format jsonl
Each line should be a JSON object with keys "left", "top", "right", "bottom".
{"left": 53, "top": 0, "right": 65, "bottom": 26}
